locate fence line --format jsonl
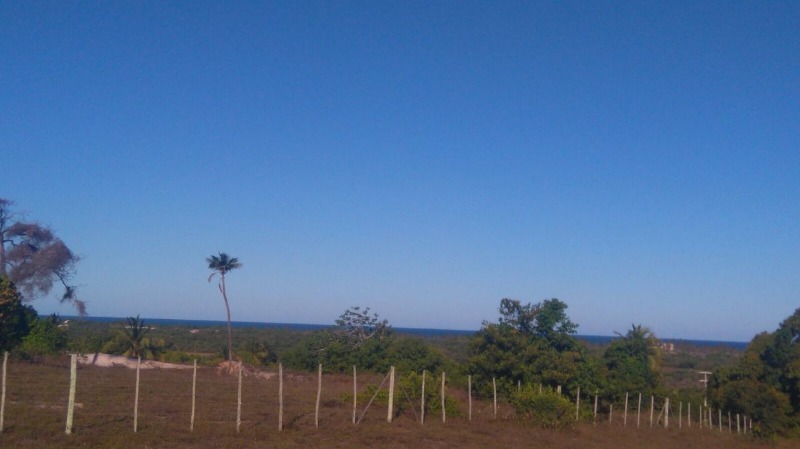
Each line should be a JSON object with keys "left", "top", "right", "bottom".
{"left": 0, "top": 352, "right": 756, "bottom": 439}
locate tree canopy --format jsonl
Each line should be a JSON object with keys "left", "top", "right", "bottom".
{"left": 101, "top": 315, "right": 164, "bottom": 360}
{"left": 468, "top": 298, "right": 592, "bottom": 396}
{"left": 333, "top": 306, "right": 391, "bottom": 348}
{"left": 0, "top": 198, "right": 84, "bottom": 314}
{"left": 207, "top": 252, "right": 241, "bottom": 363}
{"left": 0, "top": 277, "right": 33, "bottom": 351}
{"left": 283, "top": 306, "right": 446, "bottom": 375}
{"left": 709, "top": 307, "right": 800, "bottom": 436}
{"left": 602, "top": 324, "right": 662, "bottom": 401}
{"left": 498, "top": 297, "right": 578, "bottom": 341}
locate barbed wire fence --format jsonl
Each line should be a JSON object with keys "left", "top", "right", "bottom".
{"left": 0, "top": 352, "right": 755, "bottom": 439}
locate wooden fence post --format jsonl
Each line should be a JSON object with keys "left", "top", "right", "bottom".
{"left": 134, "top": 356, "right": 141, "bottom": 433}
{"left": 679, "top": 401, "right": 682, "bottom": 429}
{"left": 190, "top": 360, "right": 197, "bottom": 431}
{"left": 315, "top": 364, "right": 322, "bottom": 428}
{"left": 664, "top": 398, "right": 669, "bottom": 429}
{"left": 609, "top": 404, "right": 613, "bottom": 423}
{"left": 278, "top": 363, "right": 283, "bottom": 431}
{"left": 468, "top": 375, "right": 472, "bottom": 421}
{"left": 718, "top": 409, "right": 722, "bottom": 432}
{"left": 65, "top": 354, "right": 77, "bottom": 435}
{"left": 493, "top": 378, "right": 497, "bottom": 419}
{"left": 575, "top": 387, "right": 580, "bottom": 422}
{"left": 421, "top": 370, "right": 426, "bottom": 425}
{"left": 728, "top": 411, "right": 731, "bottom": 432}
{"left": 387, "top": 366, "right": 395, "bottom": 423}
{"left": 593, "top": 395, "right": 598, "bottom": 426}
{"left": 441, "top": 371, "right": 446, "bottom": 423}
{"left": 236, "top": 361, "right": 242, "bottom": 433}
{"left": 624, "top": 392, "right": 628, "bottom": 427}
{"left": 637, "top": 393, "right": 642, "bottom": 428}
{"left": 0, "top": 351, "right": 7, "bottom": 433}
{"left": 699, "top": 404, "right": 703, "bottom": 429}
{"left": 649, "top": 396, "right": 654, "bottom": 428}
{"left": 352, "top": 366, "right": 357, "bottom": 425}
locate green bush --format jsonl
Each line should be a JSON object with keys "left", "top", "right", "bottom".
{"left": 0, "top": 277, "right": 33, "bottom": 352}
{"left": 399, "top": 371, "right": 461, "bottom": 417}
{"left": 20, "top": 318, "right": 67, "bottom": 358}
{"left": 341, "top": 371, "right": 461, "bottom": 419}
{"left": 510, "top": 386, "right": 576, "bottom": 428}
{"left": 283, "top": 330, "right": 448, "bottom": 375}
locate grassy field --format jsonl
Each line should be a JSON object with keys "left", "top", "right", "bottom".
{"left": 1, "top": 357, "right": 792, "bottom": 449}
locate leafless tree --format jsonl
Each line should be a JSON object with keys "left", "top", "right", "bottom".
{"left": 0, "top": 198, "right": 84, "bottom": 315}
{"left": 334, "top": 306, "right": 390, "bottom": 348}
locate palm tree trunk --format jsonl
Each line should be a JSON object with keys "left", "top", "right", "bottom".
{"left": 221, "top": 274, "right": 234, "bottom": 363}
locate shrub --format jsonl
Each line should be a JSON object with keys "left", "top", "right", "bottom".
{"left": 399, "top": 371, "right": 461, "bottom": 417}
{"left": 341, "top": 371, "right": 461, "bottom": 420}
{"left": 510, "top": 386, "right": 576, "bottom": 428}
{"left": 0, "top": 277, "right": 33, "bottom": 352}
{"left": 20, "top": 318, "right": 67, "bottom": 358}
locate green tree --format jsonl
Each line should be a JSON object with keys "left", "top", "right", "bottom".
{"left": 283, "top": 306, "right": 447, "bottom": 375}
{"left": 20, "top": 315, "right": 67, "bottom": 357}
{"left": 468, "top": 298, "right": 587, "bottom": 397}
{"left": 498, "top": 298, "right": 578, "bottom": 339}
{"left": 708, "top": 307, "right": 800, "bottom": 437}
{"left": 102, "top": 315, "right": 164, "bottom": 359}
{"left": 0, "top": 277, "right": 33, "bottom": 351}
{"left": 207, "top": 252, "right": 241, "bottom": 363}
{"left": 122, "top": 315, "right": 150, "bottom": 358}
{"left": 603, "top": 324, "right": 661, "bottom": 401}
{"left": 0, "top": 198, "right": 84, "bottom": 314}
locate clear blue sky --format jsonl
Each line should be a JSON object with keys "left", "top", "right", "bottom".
{"left": 2, "top": 1, "right": 798, "bottom": 341}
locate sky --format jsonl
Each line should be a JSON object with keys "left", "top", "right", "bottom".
{"left": 1, "top": 1, "right": 798, "bottom": 342}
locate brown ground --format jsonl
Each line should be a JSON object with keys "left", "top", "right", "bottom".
{"left": 0, "top": 358, "right": 794, "bottom": 449}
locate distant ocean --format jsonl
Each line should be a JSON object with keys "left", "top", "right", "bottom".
{"left": 65, "top": 316, "right": 749, "bottom": 350}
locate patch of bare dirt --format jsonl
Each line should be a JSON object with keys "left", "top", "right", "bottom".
{"left": 78, "top": 353, "right": 193, "bottom": 370}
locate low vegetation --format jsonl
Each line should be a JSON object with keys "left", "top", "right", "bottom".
{"left": 1, "top": 272, "right": 798, "bottom": 444}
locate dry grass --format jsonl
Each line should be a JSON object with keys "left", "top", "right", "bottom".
{"left": 0, "top": 358, "right": 794, "bottom": 449}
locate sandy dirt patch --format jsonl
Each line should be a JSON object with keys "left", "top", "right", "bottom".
{"left": 78, "top": 353, "right": 193, "bottom": 370}
{"left": 78, "top": 353, "right": 276, "bottom": 380}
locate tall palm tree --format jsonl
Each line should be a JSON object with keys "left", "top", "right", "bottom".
{"left": 207, "top": 252, "right": 242, "bottom": 363}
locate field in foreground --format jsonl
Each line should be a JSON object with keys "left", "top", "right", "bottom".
{"left": 1, "top": 358, "right": 793, "bottom": 449}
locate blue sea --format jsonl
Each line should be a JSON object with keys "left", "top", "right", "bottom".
{"left": 65, "top": 316, "right": 749, "bottom": 350}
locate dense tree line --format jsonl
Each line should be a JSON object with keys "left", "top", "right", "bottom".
{"left": 283, "top": 306, "right": 449, "bottom": 375}
{"left": 709, "top": 307, "right": 800, "bottom": 437}
{"left": 466, "top": 297, "right": 663, "bottom": 422}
